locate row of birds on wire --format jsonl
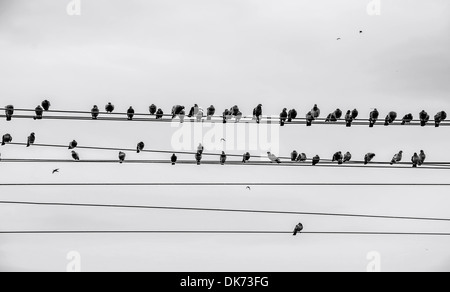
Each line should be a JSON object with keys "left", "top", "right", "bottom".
{"left": 0, "top": 133, "right": 428, "bottom": 168}
{"left": 3, "top": 100, "right": 448, "bottom": 127}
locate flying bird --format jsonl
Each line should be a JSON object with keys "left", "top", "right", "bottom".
{"left": 1, "top": 134, "right": 12, "bottom": 146}
{"left": 91, "top": 105, "right": 100, "bottom": 119}
{"left": 253, "top": 104, "right": 263, "bottom": 124}
{"left": 434, "top": 111, "right": 447, "bottom": 127}
{"left": 293, "top": 223, "right": 304, "bottom": 236}
{"left": 207, "top": 105, "right": 215, "bottom": 120}
{"left": 369, "top": 109, "right": 379, "bottom": 128}
{"left": 27, "top": 133, "right": 36, "bottom": 147}
{"left": 390, "top": 151, "right": 403, "bottom": 165}
{"left": 119, "top": 151, "right": 126, "bottom": 164}
{"left": 332, "top": 151, "right": 344, "bottom": 165}
{"left": 297, "top": 153, "right": 307, "bottom": 163}
{"left": 279, "top": 108, "right": 288, "bottom": 126}
{"left": 171, "top": 154, "right": 177, "bottom": 165}
{"left": 105, "top": 103, "right": 115, "bottom": 113}
{"left": 220, "top": 151, "right": 227, "bottom": 165}
{"left": 68, "top": 140, "right": 78, "bottom": 150}
{"left": 242, "top": 152, "right": 251, "bottom": 163}
{"left": 5, "top": 105, "right": 14, "bottom": 121}
{"left": 127, "top": 106, "right": 135, "bottom": 120}
{"left": 288, "top": 109, "right": 298, "bottom": 122}
{"left": 419, "top": 110, "right": 430, "bottom": 127}
{"left": 364, "top": 153, "right": 376, "bottom": 165}
{"left": 291, "top": 150, "right": 299, "bottom": 162}
{"left": 149, "top": 104, "right": 157, "bottom": 115}
{"left": 401, "top": 114, "right": 413, "bottom": 125}
{"left": 52, "top": 169, "right": 60, "bottom": 174}
{"left": 195, "top": 151, "right": 202, "bottom": 165}
{"left": 384, "top": 112, "right": 397, "bottom": 126}
{"left": 34, "top": 105, "right": 43, "bottom": 120}
{"left": 41, "top": 100, "right": 51, "bottom": 111}
{"left": 267, "top": 152, "right": 281, "bottom": 164}
{"left": 312, "top": 155, "right": 320, "bottom": 166}
{"left": 71, "top": 151, "right": 80, "bottom": 161}
{"left": 411, "top": 153, "right": 420, "bottom": 168}
{"left": 156, "top": 109, "right": 164, "bottom": 120}
{"left": 343, "top": 152, "right": 352, "bottom": 163}
{"left": 136, "top": 142, "right": 145, "bottom": 153}
{"left": 246, "top": 186, "right": 251, "bottom": 191}
{"left": 419, "top": 150, "right": 426, "bottom": 166}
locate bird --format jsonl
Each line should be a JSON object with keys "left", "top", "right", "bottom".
{"left": 343, "top": 152, "right": 352, "bottom": 163}
{"left": 171, "top": 105, "right": 185, "bottom": 119}
{"left": 246, "top": 186, "right": 251, "bottom": 191}
{"left": 326, "top": 109, "right": 342, "bottom": 122}
{"left": 267, "top": 152, "right": 281, "bottom": 164}
{"left": 297, "top": 153, "right": 307, "bottom": 162}
{"left": 2, "top": 134, "right": 12, "bottom": 146}
{"left": 41, "top": 100, "right": 51, "bottom": 111}
{"left": 68, "top": 140, "right": 78, "bottom": 150}
{"left": 5, "top": 105, "right": 14, "bottom": 121}
{"left": 197, "top": 143, "right": 204, "bottom": 155}
{"left": 235, "top": 111, "right": 243, "bottom": 123}
{"left": 149, "top": 104, "right": 157, "bottom": 116}
{"left": 33, "top": 105, "right": 43, "bottom": 120}
{"left": 401, "top": 113, "right": 413, "bottom": 125}
{"left": 390, "top": 151, "right": 403, "bottom": 165}
{"left": 27, "top": 133, "right": 36, "bottom": 147}
{"left": 52, "top": 169, "right": 60, "bottom": 174}
{"left": 434, "top": 111, "right": 447, "bottom": 128}
{"left": 136, "top": 142, "right": 145, "bottom": 153}
{"left": 364, "top": 153, "right": 376, "bottom": 165}
{"left": 207, "top": 105, "right": 215, "bottom": 120}
{"left": 156, "top": 109, "right": 164, "bottom": 120}
{"left": 337, "top": 38, "right": 341, "bottom": 41}
{"left": 179, "top": 110, "right": 186, "bottom": 123}
{"left": 220, "top": 151, "right": 227, "bottom": 165}
{"left": 105, "top": 103, "right": 115, "bottom": 113}
{"left": 230, "top": 105, "right": 240, "bottom": 117}
{"left": 288, "top": 109, "right": 298, "bottom": 122}
{"left": 306, "top": 111, "right": 315, "bottom": 127}
{"left": 291, "top": 151, "right": 299, "bottom": 162}
{"left": 411, "top": 153, "right": 420, "bottom": 168}
{"left": 279, "top": 108, "right": 288, "bottom": 126}
{"left": 311, "top": 104, "right": 320, "bottom": 118}
{"left": 222, "top": 109, "right": 230, "bottom": 124}
{"left": 293, "top": 223, "right": 304, "bottom": 236}
{"left": 385, "top": 112, "right": 398, "bottom": 126}
{"left": 369, "top": 109, "right": 379, "bottom": 128}
{"left": 91, "top": 105, "right": 100, "bottom": 119}
{"left": 312, "top": 155, "right": 320, "bottom": 166}
{"left": 359, "top": 31, "right": 363, "bottom": 34}
{"left": 345, "top": 110, "right": 353, "bottom": 127}
{"left": 188, "top": 104, "right": 199, "bottom": 118}
{"left": 419, "top": 150, "right": 426, "bottom": 166}
{"left": 195, "top": 151, "right": 202, "bottom": 165}
{"left": 196, "top": 107, "right": 204, "bottom": 122}
{"left": 352, "top": 109, "right": 359, "bottom": 120}
{"left": 127, "top": 106, "right": 135, "bottom": 120}
{"left": 332, "top": 151, "right": 343, "bottom": 165}
{"left": 419, "top": 110, "right": 430, "bottom": 127}
{"left": 253, "top": 104, "right": 263, "bottom": 124}
{"left": 119, "top": 151, "right": 126, "bottom": 164}
{"left": 220, "top": 138, "right": 226, "bottom": 142}
{"left": 71, "top": 151, "right": 80, "bottom": 161}
{"left": 171, "top": 154, "right": 177, "bottom": 165}
{"left": 242, "top": 152, "right": 251, "bottom": 163}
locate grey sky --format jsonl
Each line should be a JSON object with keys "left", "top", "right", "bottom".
{"left": 0, "top": 0, "right": 450, "bottom": 272}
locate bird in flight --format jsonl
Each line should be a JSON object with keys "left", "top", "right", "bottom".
{"left": 52, "top": 169, "right": 60, "bottom": 174}
{"left": 220, "top": 138, "right": 226, "bottom": 142}
{"left": 246, "top": 186, "right": 251, "bottom": 191}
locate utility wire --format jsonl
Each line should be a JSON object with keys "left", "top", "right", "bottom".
{"left": 1, "top": 200, "right": 449, "bottom": 222}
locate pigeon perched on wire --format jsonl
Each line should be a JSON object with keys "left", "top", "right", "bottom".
{"left": 297, "top": 153, "right": 307, "bottom": 162}
{"left": 332, "top": 151, "right": 344, "bottom": 165}
{"left": 171, "top": 105, "right": 185, "bottom": 119}
{"left": 351, "top": 109, "right": 359, "bottom": 120}
{"left": 91, "top": 105, "right": 100, "bottom": 119}
{"left": 293, "top": 223, "right": 303, "bottom": 236}
{"left": 235, "top": 111, "right": 243, "bottom": 123}
{"left": 326, "top": 109, "right": 342, "bottom": 122}
{"left": 345, "top": 110, "right": 353, "bottom": 127}
{"left": 41, "top": 100, "right": 51, "bottom": 111}
{"left": 364, "top": 153, "right": 376, "bottom": 165}
{"left": 390, "top": 151, "right": 403, "bottom": 165}
{"left": 312, "top": 155, "right": 320, "bottom": 166}
{"left": 411, "top": 153, "right": 420, "bottom": 168}
{"left": 220, "top": 151, "right": 227, "bottom": 165}
{"left": 2, "top": 134, "right": 12, "bottom": 146}
{"left": 149, "top": 104, "right": 157, "bottom": 116}
{"left": 207, "top": 105, "right": 215, "bottom": 120}
{"left": 188, "top": 104, "right": 199, "bottom": 118}
{"left": 27, "top": 133, "right": 36, "bottom": 147}
{"left": 288, "top": 109, "right": 298, "bottom": 122}
{"left": 222, "top": 109, "right": 230, "bottom": 124}
{"left": 280, "top": 108, "right": 288, "bottom": 126}
{"left": 230, "top": 105, "right": 240, "bottom": 117}
{"left": 197, "top": 143, "right": 204, "bottom": 155}
{"left": 179, "top": 109, "right": 186, "bottom": 123}
{"left": 156, "top": 109, "right": 164, "bottom": 120}
{"left": 419, "top": 110, "right": 430, "bottom": 127}
{"left": 401, "top": 114, "right": 413, "bottom": 125}
{"left": 33, "top": 105, "right": 44, "bottom": 120}
{"left": 253, "top": 104, "right": 263, "bottom": 124}
{"left": 306, "top": 111, "right": 315, "bottom": 127}
{"left": 369, "top": 109, "right": 379, "bottom": 128}
{"left": 267, "top": 152, "right": 281, "bottom": 164}
{"left": 136, "top": 142, "right": 145, "bottom": 153}
{"left": 105, "top": 103, "right": 115, "bottom": 113}
{"left": 68, "top": 140, "right": 78, "bottom": 150}
{"left": 242, "top": 152, "right": 251, "bottom": 163}
{"left": 171, "top": 154, "right": 177, "bottom": 165}
{"left": 434, "top": 111, "right": 447, "bottom": 128}
{"left": 311, "top": 104, "right": 321, "bottom": 118}
{"left": 384, "top": 112, "right": 397, "bottom": 126}
{"left": 71, "top": 151, "right": 80, "bottom": 161}
{"left": 419, "top": 150, "right": 426, "bottom": 166}
{"left": 119, "top": 151, "right": 126, "bottom": 164}
{"left": 291, "top": 151, "right": 299, "bottom": 162}
{"left": 127, "top": 106, "right": 135, "bottom": 121}
{"left": 5, "top": 105, "right": 14, "bottom": 121}
{"left": 343, "top": 152, "right": 352, "bottom": 163}
{"left": 195, "top": 151, "right": 202, "bottom": 165}
{"left": 196, "top": 107, "right": 204, "bottom": 122}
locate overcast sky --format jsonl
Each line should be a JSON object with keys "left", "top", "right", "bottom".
{"left": 0, "top": 0, "right": 450, "bottom": 272}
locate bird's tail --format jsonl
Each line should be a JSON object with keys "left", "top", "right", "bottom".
{"left": 369, "top": 121, "right": 374, "bottom": 128}
{"left": 306, "top": 121, "right": 312, "bottom": 127}
{"left": 6, "top": 116, "right": 11, "bottom": 121}
{"left": 172, "top": 162, "right": 175, "bottom": 165}
{"left": 421, "top": 121, "right": 426, "bottom": 127}
{"left": 435, "top": 121, "right": 440, "bottom": 128}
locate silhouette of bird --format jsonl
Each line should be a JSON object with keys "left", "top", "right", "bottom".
{"left": 253, "top": 104, "right": 263, "bottom": 124}
{"left": 71, "top": 151, "right": 80, "bottom": 161}
{"left": 197, "top": 143, "right": 204, "bottom": 155}
{"left": 119, "top": 151, "right": 126, "bottom": 164}
{"left": 434, "top": 111, "right": 447, "bottom": 128}
{"left": 105, "top": 103, "right": 115, "bottom": 113}
{"left": 196, "top": 107, "right": 204, "bottom": 122}
{"left": 235, "top": 111, "right": 243, "bottom": 123}
{"left": 156, "top": 109, "right": 164, "bottom": 120}
{"left": 369, "top": 109, "right": 379, "bottom": 128}
{"left": 411, "top": 153, "right": 420, "bottom": 168}
{"left": 364, "top": 153, "right": 376, "bottom": 165}
{"left": 242, "top": 152, "right": 251, "bottom": 163}
{"left": 345, "top": 110, "right": 353, "bottom": 127}
{"left": 288, "top": 109, "right": 298, "bottom": 122}
{"left": 5, "top": 105, "right": 14, "bottom": 121}
{"left": 207, "top": 105, "right": 215, "bottom": 120}
{"left": 222, "top": 109, "right": 230, "bottom": 124}
{"left": 27, "top": 133, "right": 36, "bottom": 147}
{"left": 419, "top": 110, "right": 430, "bottom": 127}
{"left": 136, "top": 142, "right": 145, "bottom": 153}
{"left": 297, "top": 153, "right": 307, "bottom": 162}
{"left": 390, "top": 151, "right": 403, "bottom": 165}
{"left": 311, "top": 104, "right": 320, "bottom": 118}
{"left": 171, "top": 105, "right": 185, "bottom": 119}
{"left": 326, "top": 109, "right": 342, "bottom": 122}
{"left": 267, "top": 152, "right": 281, "bottom": 164}
{"left": 293, "top": 223, "right": 304, "bottom": 236}
{"left": 280, "top": 108, "right": 288, "bottom": 126}
{"left": 2, "top": 134, "right": 12, "bottom": 146}
{"left": 401, "top": 114, "right": 413, "bottom": 125}
{"left": 343, "top": 152, "right": 352, "bottom": 163}
{"left": 41, "top": 100, "right": 51, "bottom": 111}
{"left": 246, "top": 186, "right": 251, "bottom": 191}
{"left": 149, "top": 104, "right": 157, "bottom": 115}
{"left": 351, "top": 109, "right": 359, "bottom": 120}
{"left": 230, "top": 105, "right": 240, "bottom": 117}
{"left": 91, "top": 105, "right": 100, "bottom": 119}
{"left": 68, "top": 140, "right": 78, "bottom": 150}
{"left": 385, "top": 112, "right": 397, "bottom": 126}
{"left": 220, "top": 151, "right": 227, "bottom": 165}
{"left": 127, "top": 106, "right": 135, "bottom": 120}
{"left": 195, "top": 151, "right": 202, "bottom": 165}
{"left": 419, "top": 150, "right": 426, "bottom": 166}
{"left": 188, "top": 104, "right": 199, "bottom": 118}
{"left": 34, "top": 105, "right": 43, "bottom": 120}
{"left": 306, "top": 111, "right": 315, "bottom": 127}
{"left": 171, "top": 154, "right": 177, "bottom": 165}
{"left": 52, "top": 169, "right": 60, "bottom": 174}
{"left": 332, "top": 151, "right": 344, "bottom": 165}
{"left": 312, "top": 155, "right": 320, "bottom": 166}
{"left": 291, "top": 150, "right": 299, "bottom": 162}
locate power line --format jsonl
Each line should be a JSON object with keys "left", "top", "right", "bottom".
{"left": 1, "top": 200, "right": 449, "bottom": 222}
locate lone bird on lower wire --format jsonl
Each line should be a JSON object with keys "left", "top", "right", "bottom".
{"left": 171, "top": 154, "right": 177, "bottom": 165}
{"left": 242, "top": 152, "right": 251, "bottom": 163}
{"left": 293, "top": 223, "right": 304, "bottom": 236}
{"left": 27, "top": 133, "right": 36, "bottom": 147}
{"left": 71, "top": 151, "right": 80, "bottom": 161}
{"left": 91, "top": 105, "right": 100, "bottom": 119}
{"left": 119, "top": 151, "right": 126, "bottom": 164}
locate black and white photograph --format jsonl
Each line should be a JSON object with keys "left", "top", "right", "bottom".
{"left": 1, "top": 0, "right": 450, "bottom": 276}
